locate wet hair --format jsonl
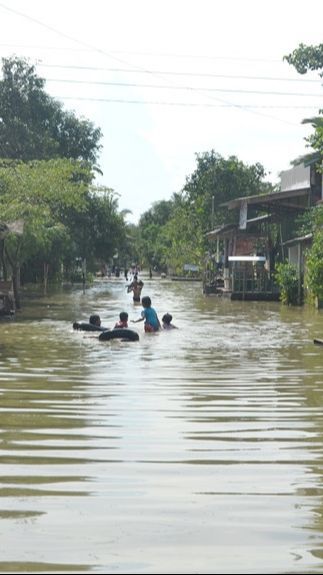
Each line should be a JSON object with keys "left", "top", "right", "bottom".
{"left": 89, "top": 314, "right": 101, "bottom": 326}
{"left": 141, "top": 296, "right": 151, "bottom": 308}
{"left": 162, "top": 313, "right": 172, "bottom": 324}
{"left": 119, "top": 311, "right": 128, "bottom": 322}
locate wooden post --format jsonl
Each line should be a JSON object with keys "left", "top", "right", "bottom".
{"left": 82, "top": 258, "right": 86, "bottom": 294}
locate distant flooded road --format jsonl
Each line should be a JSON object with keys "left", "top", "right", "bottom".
{"left": 1, "top": 277, "right": 323, "bottom": 574}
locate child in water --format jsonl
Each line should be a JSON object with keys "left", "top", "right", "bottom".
{"left": 131, "top": 296, "right": 161, "bottom": 332}
{"left": 162, "top": 313, "right": 177, "bottom": 329}
{"left": 89, "top": 314, "right": 101, "bottom": 327}
{"left": 114, "top": 311, "right": 128, "bottom": 329}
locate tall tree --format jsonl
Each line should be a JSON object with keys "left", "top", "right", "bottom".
{"left": 0, "top": 56, "right": 102, "bottom": 163}
{"left": 284, "top": 44, "right": 323, "bottom": 165}
{"left": 0, "top": 159, "right": 130, "bottom": 300}
{"left": 181, "top": 150, "right": 272, "bottom": 231}
{"left": 137, "top": 152, "right": 272, "bottom": 274}
{"left": 0, "top": 158, "right": 91, "bottom": 304}
{"left": 138, "top": 200, "right": 174, "bottom": 271}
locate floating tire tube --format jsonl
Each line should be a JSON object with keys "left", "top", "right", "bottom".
{"left": 73, "top": 321, "right": 109, "bottom": 332}
{"left": 99, "top": 328, "right": 139, "bottom": 342}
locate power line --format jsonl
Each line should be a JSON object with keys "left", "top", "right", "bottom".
{"left": 0, "top": 3, "right": 154, "bottom": 70}
{"left": 0, "top": 42, "right": 283, "bottom": 63}
{"left": 37, "top": 63, "right": 322, "bottom": 84}
{"left": 0, "top": 1, "right": 316, "bottom": 127}
{"left": 45, "top": 77, "right": 323, "bottom": 98}
{"left": 57, "top": 95, "right": 320, "bottom": 109}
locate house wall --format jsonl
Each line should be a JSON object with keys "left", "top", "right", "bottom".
{"left": 288, "top": 245, "right": 300, "bottom": 268}
{"left": 235, "top": 235, "right": 262, "bottom": 256}
{"left": 287, "top": 243, "right": 311, "bottom": 273}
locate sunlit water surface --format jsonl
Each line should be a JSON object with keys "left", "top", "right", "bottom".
{"left": 1, "top": 277, "right": 323, "bottom": 574}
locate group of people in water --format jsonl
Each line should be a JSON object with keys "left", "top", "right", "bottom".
{"left": 89, "top": 274, "right": 177, "bottom": 333}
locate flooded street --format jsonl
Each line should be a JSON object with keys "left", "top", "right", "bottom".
{"left": 1, "top": 277, "right": 323, "bottom": 574}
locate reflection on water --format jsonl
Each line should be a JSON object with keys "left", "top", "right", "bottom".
{"left": 1, "top": 278, "right": 323, "bottom": 573}
{"left": 0, "top": 562, "right": 91, "bottom": 572}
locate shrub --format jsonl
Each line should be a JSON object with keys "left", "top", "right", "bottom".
{"left": 305, "top": 231, "right": 323, "bottom": 301}
{"left": 275, "top": 262, "right": 300, "bottom": 305}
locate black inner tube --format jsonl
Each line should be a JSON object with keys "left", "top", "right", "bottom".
{"left": 73, "top": 321, "right": 109, "bottom": 332}
{"left": 99, "top": 328, "right": 139, "bottom": 341}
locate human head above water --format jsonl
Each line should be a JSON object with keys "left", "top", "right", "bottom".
{"left": 141, "top": 296, "right": 151, "bottom": 308}
{"left": 89, "top": 314, "right": 101, "bottom": 326}
{"left": 162, "top": 313, "right": 172, "bottom": 325}
{"left": 119, "top": 311, "right": 128, "bottom": 322}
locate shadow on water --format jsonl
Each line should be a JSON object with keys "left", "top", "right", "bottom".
{"left": 1, "top": 278, "right": 323, "bottom": 573}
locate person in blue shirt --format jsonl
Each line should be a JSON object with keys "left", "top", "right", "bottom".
{"left": 131, "top": 296, "right": 161, "bottom": 332}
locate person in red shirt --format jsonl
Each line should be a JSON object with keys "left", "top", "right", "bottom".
{"left": 114, "top": 311, "right": 128, "bottom": 329}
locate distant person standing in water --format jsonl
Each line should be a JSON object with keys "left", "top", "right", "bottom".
{"left": 127, "top": 275, "right": 144, "bottom": 302}
{"left": 131, "top": 296, "right": 161, "bottom": 332}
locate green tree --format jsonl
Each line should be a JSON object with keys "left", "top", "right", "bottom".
{"left": 306, "top": 231, "right": 323, "bottom": 301}
{"left": 137, "top": 152, "right": 273, "bottom": 275}
{"left": 181, "top": 151, "right": 272, "bottom": 232}
{"left": 299, "top": 205, "right": 323, "bottom": 303}
{"left": 164, "top": 152, "right": 272, "bottom": 273}
{"left": 83, "top": 186, "right": 128, "bottom": 268}
{"left": 0, "top": 159, "right": 131, "bottom": 301}
{"left": 164, "top": 196, "right": 204, "bottom": 275}
{"left": 284, "top": 44, "right": 323, "bottom": 164}
{"left": 284, "top": 43, "right": 323, "bottom": 75}
{"left": 138, "top": 200, "right": 173, "bottom": 271}
{"left": 0, "top": 56, "right": 102, "bottom": 163}
{"left": 0, "top": 158, "right": 91, "bottom": 304}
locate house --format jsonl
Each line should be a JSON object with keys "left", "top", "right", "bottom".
{"left": 204, "top": 161, "right": 322, "bottom": 300}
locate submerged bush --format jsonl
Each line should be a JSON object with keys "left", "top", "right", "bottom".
{"left": 275, "top": 262, "right": 300, "bottom": 305}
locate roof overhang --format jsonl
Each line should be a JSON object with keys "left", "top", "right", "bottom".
{"left": 221, "top": 188, "right": 310, "bottom": 210}
{"left": 283, "top": 233, "right": 313, "bottom": 247}
{"left": 205, "top": 223, "right": 237, "bottom": 240}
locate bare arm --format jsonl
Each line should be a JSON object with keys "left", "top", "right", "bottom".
{"left": 131, "top": 317, "right": 144, "bottom": 323}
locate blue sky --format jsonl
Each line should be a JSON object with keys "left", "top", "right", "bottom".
{"left": 0, "top": 0, "right": 322, "bottom": 222}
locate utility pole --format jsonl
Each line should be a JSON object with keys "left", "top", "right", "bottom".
{"left": 211, "top": 195, "right": 215, "bottom": 229}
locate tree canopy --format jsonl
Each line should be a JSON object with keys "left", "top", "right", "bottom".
{"left": 284, "top": 43, "right": 323, "bottom": 166}
{"left": 0, "top": 56, "right": 102, "bottom": 164}
{"left": 284, "top": 43, "right": 323, "bottom": 76}
{"left": 0, "top": 57, "right": 131, "bottom": 303}
{"left": 137, "top": 151, "right": 273, "bottom": 274}
{"left": 0, "top": 159, "right": 128, "bottom": 290}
